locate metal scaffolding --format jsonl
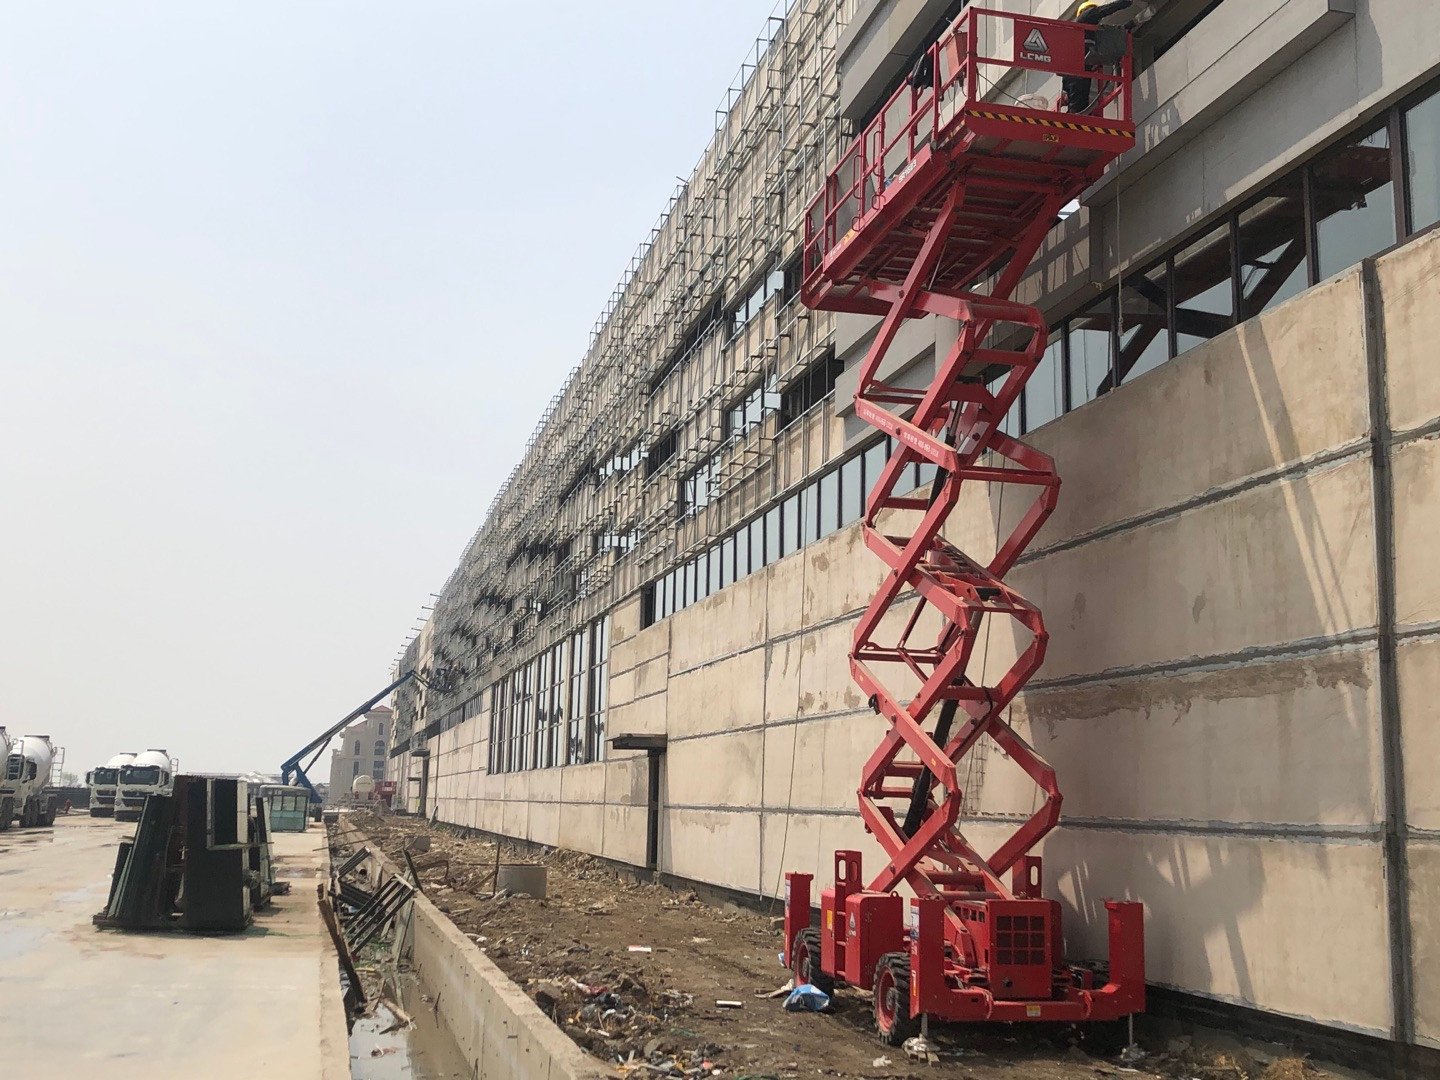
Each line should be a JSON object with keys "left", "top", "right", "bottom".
{"left": 394, "top": 0, "right": 852, "bottom": 734}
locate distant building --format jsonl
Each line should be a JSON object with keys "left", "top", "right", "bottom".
{"left": 325, "top": 706, "right": 391, "bottom": 804}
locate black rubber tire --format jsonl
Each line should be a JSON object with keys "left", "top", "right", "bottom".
{"left": 873, "top": 953, "right": 920, "bottom": 1046}
{"left": 791, "top": 927, "right": 835, "bottom": 995}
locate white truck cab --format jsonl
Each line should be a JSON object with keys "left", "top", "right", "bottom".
{"left": 115, "top": 749, "right": 176, "bottom": 822}
{"left": 87, "top": 753, "right": 136, "bottom": 817}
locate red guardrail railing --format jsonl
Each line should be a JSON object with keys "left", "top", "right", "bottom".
{"left": 804, "top": 6, "right": 1133, "bottom": 282}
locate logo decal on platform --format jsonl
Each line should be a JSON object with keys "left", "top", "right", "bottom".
{"left": 1021, "top": 27, "right": 1051, "bottom": 63}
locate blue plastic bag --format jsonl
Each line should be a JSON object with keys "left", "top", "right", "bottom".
{"left": 783, "top": 983, "right": 832, "bottom": 1012}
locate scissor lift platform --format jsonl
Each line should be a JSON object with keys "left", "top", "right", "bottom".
{"left": 804, "top": 8, "right": 1135, "bottom": 321}
{"left": 785, "top": 6, "right": 1144, "bottom": 1045}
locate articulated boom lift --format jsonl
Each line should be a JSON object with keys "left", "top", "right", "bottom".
{"left": 782, "top": 8, "right": 1143, "bottom": 1044}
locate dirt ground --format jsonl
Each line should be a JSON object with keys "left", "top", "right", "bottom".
{"left": 335, "top": 811, "right": 1357, "bottom": 1080}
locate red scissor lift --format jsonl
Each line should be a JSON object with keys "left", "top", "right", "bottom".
{"left": 782, "top": 8, "right": 1144, "bottom": 1045}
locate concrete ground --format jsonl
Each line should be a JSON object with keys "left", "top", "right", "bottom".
{"left": 0, "top": 814, "right": 350, "bottom": 1080}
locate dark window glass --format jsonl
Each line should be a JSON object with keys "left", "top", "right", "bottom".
{"left": 988, "top": 372, "right": 1021, "bottom": 436}
{"left": 646, "top": 429, "right": 678, "bottom": 476}
{"left": 801, "top": 482, "right": 820, "bottom": 543}
{"left": 764, "top": 506, "right": 782, "bottom": 564}
{"left": 782, "top": 493, "right": 801, "bottom": 555}
{"left": 1313, "top": 126, "right": 1396, "bottom": 280}
{"left": 736, "top": 525, "right": 751, "bottom": 577}
{"left": 1238, "top": 177, "right": 1309, "bottom": 320}
{"left": 820, "top": 470, "right": 841, "bottom": 535}
{"left": 720, "top": 535, "right": 736, "bottom": 587}
{"left": 749, "top": 518, "right": 765, "bottom": 570}
{"left": 862, "top": 439, "right": 887, "bottom": 508}
{"left": 708, "top": 545, "right": 722, "bottom": 593}
{"left": 1025, "top": 334, "right": 1064, "bottom": 430}
{"left": 588, "top": 615, "right": 610, "bottom": 763}
{"left": 780, "top": 351, "right": 844, "bottom": 428}
{"left": 1406, "top": 88, "right": 1440, "bottom": 232}
{"left": 533, "top": 654, "right": 546, "bottom": 769}
{"left": 1172, "top": 222, "right": 1234, "bottom": 357}
{"left": 1118, "top": 262, "right": 1171, "bottom": 385}
{"left": 840, "top": 455, "right": 863, "bottom": 526}
{"left": 1068, "top": 295, "right": 1115, "bottom": 409}
{"left": 569, "top": 629, "right": 585, "bottom": 764}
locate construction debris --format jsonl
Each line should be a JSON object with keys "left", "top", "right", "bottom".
{"left": 333, "top": 812, "right": 1356, "bottom": 1080}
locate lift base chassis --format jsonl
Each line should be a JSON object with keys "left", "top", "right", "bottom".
{"left": 785, "top": 854, "right": 1143, "bottom": 1024}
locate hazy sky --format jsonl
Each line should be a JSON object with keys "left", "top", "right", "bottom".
{"left": 0, "top": 1, "right": 786, "bottom": 778}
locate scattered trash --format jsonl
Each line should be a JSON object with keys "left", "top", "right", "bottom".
{"left": 369, "top": 1046, "right": 398, "bottom": 1057}
{"left": 628, "top": 945, "right": 654, "bottom": 953}
{"left": 760, "top": 979, "right": 794, "bottom": 999}
{"left": 782, "top": 984, "right": 831, "bottom": 1012}
{"left": 690, "top": 936, "right": 711, "bottom": 944}
{"left": 872, "top": 1055, "right": 892, "bottom": 1068}
{"left": 1119, "top": 1044, "right": 1147, "bottom": 1065}
{"left": 902, "top": 1034, "right": 938, "bottom": 1063}
{"left": 716, "top": 1000, "right": 744, "bottom": 1009}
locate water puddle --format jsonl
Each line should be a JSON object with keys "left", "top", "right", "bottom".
{"left": 52, "top": 880, "right": 108, "bottom": 905}
{"left": 349, "top": 973, "right": 470, "bottom": 1079}
{"left": 0, "top": 923, "right": 49, "bottom": 963}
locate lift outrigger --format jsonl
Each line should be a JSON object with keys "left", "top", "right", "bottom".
{"left": 782, "top": 7, "right": 1144, "bottom": 1045}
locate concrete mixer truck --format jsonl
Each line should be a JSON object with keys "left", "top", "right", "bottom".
{"left": 115, "top": 749, "right": 175, "bottom": 822}
{"left": 0, "top": 733, "right": 59, "bottom": 830}
{"left": 86, "top": 753, "right": 136, "bottom": 817}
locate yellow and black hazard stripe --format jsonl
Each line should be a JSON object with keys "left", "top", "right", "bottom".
{"left": 969, "top": 108, "right": 1133, "bottom": 140}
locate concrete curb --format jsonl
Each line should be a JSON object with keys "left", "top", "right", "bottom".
{"left": 336, "top": 820, "right": 618, "bottom": 1080}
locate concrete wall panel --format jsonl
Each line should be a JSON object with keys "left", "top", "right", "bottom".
{"left": 1041, "top": 829, "right": 1392, "bottom": 1036}
{"left": 765, "top": 551, "right": 809, "bottom": 640}
{"left": 667, "top": 729, "right": 765, "bottom": 809}
{"left": 607, "top": 689, "right": 668, "bottom": 738}
{"left": 1397, "top": 637, "right": 1440, "bottom": 832}
{"left": 1002, "top": 647, "right": 1383, "bottom": 827}
{"left": 1410, "top": 843, "right": 1440, "bottom": 1046}
{"left": 795, "top": 620, "right": 870, "bottom": 717}
{"left": 611, "top": 622, "right": 667, "bottom": 680}
{"left": 1391, "top": 436, "right": 1440, "bottom": 625}
{"left": 1016, "top": 457, "right": 1377, "bottom": 680}
{"left": 558, "top": 761, "right": 608, "bottom": 806}
{"left": 601, "top": 804, "right": 648, "bottom": 867}
{"left": 764, "top": 636, "right": 805, "bottom": 725}
{"left": 802, "top": 527, "right": 881, "bottom": 627}
{"left": 1028, "top": 272, "right": 1369, "bottom": 548}
{"left": 663, "top": 808, "right": 761, "bottom": 892}
{"left": 669, "top": 573, "right": 768, "bottom": 673}
{"left": 1380, "top": 162, "right": 1440, "bottom": 434}
{"left": 667, "top": 648, "right": 767, "bottom": 737}
{"left": 557, "top": 801, "right": 606, "bottom": 856}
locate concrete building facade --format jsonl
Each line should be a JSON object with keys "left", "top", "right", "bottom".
{"left": 391, "top": 0, "right": 1440, "bottom": 1060}
{"left": 327, "top": 706, "right": 391, "bottom": 805}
